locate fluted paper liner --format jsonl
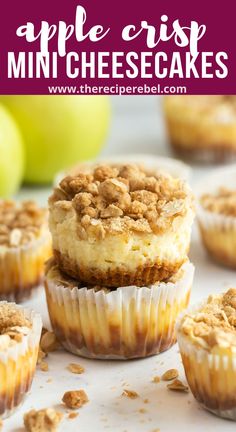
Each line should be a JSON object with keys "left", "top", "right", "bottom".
{"left": 0, "top": 302, "right": 42, "bottom": 418}
{"left": 195, "top": 165, "right": 236, "bottom": 268}
{"left": 176, "top": 303, "right": 236, "bottom": 421}
{"left": 45, "top": 261, "right": 194, "bottom": 360}
{"left": 0, "top": 232, "right": 51, "bottom": 302}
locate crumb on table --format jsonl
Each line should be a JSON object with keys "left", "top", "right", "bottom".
{"left": 24, "top": 408, "right": 63, "bottom": 432}
{"left": 161, "top": 369, "right": 179, "bottom": 381}
{"left": 62, "top": 390, "right": 89, "bottom": 409}
{"left": 67, "top": 363, "right": 85, "bottom": 374}
{"left": 122, "top": 389, "right": 139, "bottom": 399}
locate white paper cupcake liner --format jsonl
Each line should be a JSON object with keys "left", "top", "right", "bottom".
{"left": 0, "top": 231, "right": 51, "bottom": 302}
{"left": 197, "top": 205, "right": 236, "bottom": 231}
{"left": 176, "top": 303, "right": 236, "bottom": 421}
{"left": 195, "top": 165, "right": 236, "bottom": 268}
{"left": 195, "top": 164, "right": 236, "bottom": 228}
{"left": 45, "top": 261, "right": 194, "bottom": 360}
{"left": 0, "top": 302, "right": 42, "bottom": 419}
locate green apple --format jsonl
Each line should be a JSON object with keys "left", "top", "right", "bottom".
{"left": 0, "top": 104, "right": 24, "bottom": 198}
{"left": 1, "top": 96, "right": 111, "bottom": 184}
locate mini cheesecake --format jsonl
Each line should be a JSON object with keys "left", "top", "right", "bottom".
{"left": 0, "top": 302, "right": 42, "bottom": 418}
{"left": 0, "top": 200, "right": 52, "bottom": 301}
{"left": 44, "top": 258, "right": 194, "bottom": 359}
{"left": 48, "top": 164, "right": 194, "bottom": 287}
{"left": 198, "top": 187, "right": 236, "bottom": 268}
{"left": 177, "top": 289, "right": 236, "bottom": 420}
{"left": 164, "top": 95, "right": 236, "bottom": 163}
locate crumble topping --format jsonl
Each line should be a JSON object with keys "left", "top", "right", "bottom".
{"left": 0, "top": 304, "right": 31, "bottom": 350}
{"left": 122, "top": 389, "right": 139, "bottom": 399}
{"left": 152, "top": 376, "right": 160, "bottom": 383}
{"left": 24, "top": 408, "right": 63, "bottom": 432}
{"left": 49, "top": 164, "right": 193, "bottom": 238}
{"left": 37, "top": 328, "right": 60, "bottom": 366}
{"left": 40, "top": 361, "right": 49, "bottom": 372}
{"left": 161, "top": 369, "right": 179, "bottom": 381}
{"left": 67, "top": 412, "right": 78, "bottom": 420}
{"left": 167, "top": 379, "right": 189, "bottom": 392}
{"left": 62, "top": 390, "right": 88, "bottom": 409}
{"left": 37, "top": 348, "right": 47, "bottom": 365}
{"left": 40, "top": 330, "right": 60, "bottom": 353}
{"left": 179, "top": 288, "right": 236, "bottom": 350}
{"left": 0, "top": 200, "right": 48, "bottom": 247}
{"left": 138, "top": 408, "right": 147, "bottom": 414}
{"left": 201, "top": 187, "right": 236, "bottom": 217}
{"left": 67, "top": 363, "right": 85, "bottom": 374}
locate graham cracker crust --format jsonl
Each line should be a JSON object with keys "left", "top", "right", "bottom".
{"left": 53, "top": 249, "right": 185, "bottom": 287}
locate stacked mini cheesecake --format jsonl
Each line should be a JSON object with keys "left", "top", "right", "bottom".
{"left": 45, "top": 163, "right": 195, "bottom": 359}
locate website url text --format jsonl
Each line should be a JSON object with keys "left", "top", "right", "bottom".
{"left": 48, "top": 84, "right": 187, "bottom": 95}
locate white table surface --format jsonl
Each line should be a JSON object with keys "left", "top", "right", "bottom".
{"left": 4, "top": 96, "right": 236, "bottom": 431}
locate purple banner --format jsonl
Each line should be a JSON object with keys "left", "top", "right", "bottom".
{"left": 0, "top": 0, "right": 235, "bottom": 94}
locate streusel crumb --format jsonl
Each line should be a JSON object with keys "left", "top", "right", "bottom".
{"left": 50, "top": 164, "right": 192, "bottom": 238}
{"left": 138, "top": 408, "right": 147, "bottom": 414}
{"left": 152, "top": 376, "right": 160, "bottom": 383}
{"left": 167, "top": 379, "right": 189, "bottom": 392}
{"left": 161, "top": 369, "right": 179, "bottom": 381}
{"left": 67, "top": 412, "right": 79, "bottom": 420}
{"left": 0, "top": 304, "right": 30, "bottom": 331}
{"left": 180, "top": 288, "right": 236, "bottom": 349}
{"left": 40, "top": 361, "right": 49, "bottom": 372}
{"left": 0, "top": 200, "right": 47, "bottom": 247}
{"left": 0, "top": 304, "right": 31, "bottom": 349}
{"left": 40, "top": 330, "right": 60, "bottom": 353}
{"left": 201, "top": 187, "right": 236, "bottom": 217}
{"left": 67, "top": 363, "right": 85, "bottom": 374}
{"left": 24, "top": 408, "right": 63, "bottom": 432}
{"left": 62, "top": 390, "right": 89, "bottom": 409}
{"left": 122, "top": 389, "right": 139, "bottom": 399}
{"left": 37, "top": 348, "right": 47, "bottom": 365}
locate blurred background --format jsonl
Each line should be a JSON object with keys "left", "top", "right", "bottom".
{"left": 0, "top": 94, "right": 234, "bottom": 201}
{"left": 101, "top": 96, "right": 167, "bottom": 158}
{"left": 0, "top": 95, "right": 170, "bottom": 201}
